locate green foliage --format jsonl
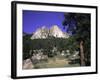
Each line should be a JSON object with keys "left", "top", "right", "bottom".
{"left": 30, "top": 38, "right": 68, "bottom": 50}
{"left": 23, "top": 34, "right": 32, "bottom": 60}
{"left": 23, "top": 35, "right": 72, "bottom": 59}
{"left": 62, "top": 13, "right": 91, "bottom": 66}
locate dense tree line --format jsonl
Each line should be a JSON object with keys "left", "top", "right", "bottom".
{"left": 23, "top": 35, "right": 71, "bottom": 60}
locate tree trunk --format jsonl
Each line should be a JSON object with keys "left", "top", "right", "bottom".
{"left": 80, "top": 40, "right": 85, "bottom": 66}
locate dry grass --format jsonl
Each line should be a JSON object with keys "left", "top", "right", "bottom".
{"left": 45, "top": 58, "right": 68, "bottom": 68}
{"left": 23, "top": 57, "right": 80, "bottom": 69}
{"left": 33, "top": 57, "right": 80, "bottom": 69}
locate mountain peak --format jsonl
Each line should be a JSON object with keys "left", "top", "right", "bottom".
{"left": 41, "top": 26, "right": 47, "bottom": 29}
{"left": 50, "top": 25, "right": 60, "bottom": 31}
{"left": 31, "top": 25, "right": 69, "bottom": 39}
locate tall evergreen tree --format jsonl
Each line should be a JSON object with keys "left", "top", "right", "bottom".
{"left": 63, "top": 13, "right": 91, "bottom": 66}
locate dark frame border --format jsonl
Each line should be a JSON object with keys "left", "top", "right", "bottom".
{"left": 11, "top": 1, "right": 98, "bottom": 79}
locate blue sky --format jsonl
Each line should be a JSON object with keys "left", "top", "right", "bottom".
{"left": 23, "top": 10, "right": 66, "bottom": 34}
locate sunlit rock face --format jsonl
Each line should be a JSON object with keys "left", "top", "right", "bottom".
{"left": 31, "top": 25, "right": 69, "bottom": 39}
{"left": 50, "top": 25, "right": 69, "bottom": 38}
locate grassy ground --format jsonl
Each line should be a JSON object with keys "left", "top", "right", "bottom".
{"left": 33, "top": 56, "right": 80, "bottom": 69}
